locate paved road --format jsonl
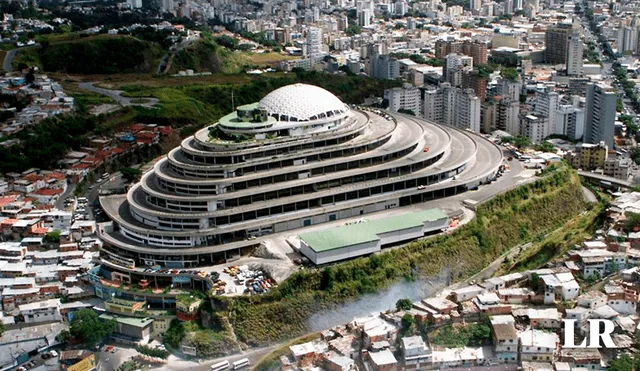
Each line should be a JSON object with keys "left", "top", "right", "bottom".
{"left": 3, "top": 49, "right": 17, "bottom": 72}
{"left": 158, "top": 37, "right": 197, "bottom": 75}
{"left": 3, "top": 44, "right": 40, "bottom": 72}
{"left": 160, "top": 345, "right": 275, "bottom": 371}
{"left": 78, "top": 82, "right": 159, "bottom": 107}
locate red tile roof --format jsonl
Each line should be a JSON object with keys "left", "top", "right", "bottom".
{"left": 30, "top": 226, "right": 49, "bottom": 235}
{"left": 32, "top": 188, "right": 63, "bottom": 196}
{"left": 128, "top": 124, "right": 146, "bottom": 133}
{"left": 0, "top": 195, "right": 19, "bottom": 207}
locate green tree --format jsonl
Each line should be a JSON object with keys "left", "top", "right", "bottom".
{"left": 396, "top": 298, "right": 413, "bottom": 311}
{"left": 501, "top": 67, "right": 520, "bottom": 82}
{"left": 609, "top": 354, "right": 633, "bottom": 371}
{"left": 535, "top": 141, "right": 555, "bottom": 152}
{"left": 345, "top": 22, "right": 362, "bottom": 36}
{"left": 164, "top": 319, "right": 186, "bottom": 348}
{"left": 401, "top": 313, "right": 415, "bottom": 331}
{"left": 69, "top": 309, "right": 116, "bottom": 347}
{"left": 500, "top": 136, "right": 531, "bottom": 149}
{"left": 43, "top": 229, "right": 61, "bottom": 243}
{"left": 529, "top": 273, "right": 541, "bottom": 292}
{"left": 625, "top": 212, "right": 640, "bottom": 231}
{"left": 120, "top": 167, "right": 142, "bottom": 182}
{"left": 397, "top": 108, "right": 415, "bottom": 116}
{"left": 631, "top": 148, "right": 640, "bottom": 165}
{"left": 55, "top": 329, "right": 71, "bottom": 344}
{"left": 213, "top": 35, "right": 238, "bottom": 49}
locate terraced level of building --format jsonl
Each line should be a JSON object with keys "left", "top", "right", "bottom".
{"left": 98, "top": 84, "right": 503, "bottom": 272}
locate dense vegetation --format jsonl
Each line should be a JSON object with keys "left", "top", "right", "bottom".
{"left": 430, "top": 322, "right": 492, "bottom": 347}
{"left": 165, "top": 315, "right": 240, "bottom": 358}
{"left": 68, "top": 309, "right": 116, "bottom": 347}
{"left": 170, "top": 34, "right": 249, "bottom": 74}
{"left": 122, "top": 70, "right": 402, "bottom": 127}
{"left": 0, "top": 106, "right": 163, "bottom": 173}
{"left": 0, "top": 71, "right": 399, "bottom": 173}
{"left": 220, "top": 164, "right": 586, "bottom": 346}
{"left": 15, "top": 35, "right": 162, "bottom": 74}
{"left": 136, "top": 345, "right": 170, "bottom": 359}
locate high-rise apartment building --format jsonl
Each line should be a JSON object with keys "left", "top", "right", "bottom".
{"left": 306, "top": 27, "right": 324, "bottom": 62}
{"left": 566, "top": 28, "right": 583, "bottom": 76}
{"left": 444, "top": 53, "right": 473, "bottom": 87}
{"left": 454, "top": 88, "right": 481, "bottom": 133}
{"left": 384, "top": 84, "right": 422, "bottom": 116}
{"left": 584, "top": 83, "right": 616, "bottom": 149}
{"left": 421, "top": 83, "right": 481, "bottom": 133}
{"left": 556, "top": 105, "right": 585, "bottom": 140}
{"left": 533, "top": 89, "right": 558, "bottom": 137}
{"left": 520, "top": 114, "right": 549, "bottom": 144}
{"left": 462, "top": 70, "right": 488, "bottom": 102}
{"left": 370, "top": 53, "right": 400, "bottom": 80}
{"left": 423, "top": 88, "right": 444, "bottom": 123}
{"left": 544, "top": 23, "right": 572, "bottom": 64}
{"left": 495, "top": 97, "right": 520, "bottom": 135}
{"left": 545, "top": 22, "right": 583, "bottom": 76}
{"left": 435, "top": 40, "right": 488, "bottom": 65}
{"left": 497, "top": 77, "right": 522, "bottom": 102}
{"left": 161, "top": 0, "right": 174, "bottom": 12}
{"left": 127, "top": 0, "right": 142, "bottom": 8}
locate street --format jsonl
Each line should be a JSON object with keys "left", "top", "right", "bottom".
{"left": 78, "top": 82, "right": 159, "bottom": 107}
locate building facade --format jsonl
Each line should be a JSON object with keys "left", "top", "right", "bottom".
{"left": 584, "top": 83, "right": 616, "bottom": 149}
{"left": 96, "top": 84, "right": 503, "bottom": 306}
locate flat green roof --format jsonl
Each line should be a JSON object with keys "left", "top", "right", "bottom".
{"left": 99, "top": 313, "right": 153, "bottom": 328}
{"left": 299, "top": 209, "right": 448, "bottom": 252}
{"left": 218, "top": 111, "right": 277, "bottom": 129}
{"left": 236, "top": 102, "right": 260, "bottom": 111}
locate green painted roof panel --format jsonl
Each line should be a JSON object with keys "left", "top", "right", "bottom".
{"left": 299, "top": 209, "right": 448, "bottom": 252}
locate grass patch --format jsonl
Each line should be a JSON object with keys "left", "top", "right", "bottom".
{"left": 12, "top": 47, "right": 41, "bottom": 69}
{"left": 429, "top": 322, "right": 492, "bottom": 348}
{"left": 219, "top": 164, "right": 587, "bottom": 346}
{"left": 245, "top": 52, "right": 297, "bottom": 66}
{"left": 71, "top": 91, "right": 116, "bottom": 111}
{"left": 506, "top": 199, "right": 606, "bottom": 273}
{"left": 129, "top": 98, "right": 150, "bottom": 104}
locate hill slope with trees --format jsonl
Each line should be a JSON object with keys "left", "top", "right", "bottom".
{"left": 13, "top": 35, "right": 162, "bottom": 74}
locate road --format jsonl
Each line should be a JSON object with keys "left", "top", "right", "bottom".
{"left": 158, "top": 37, "right": 197, "bottom": 75}
{"left": 3, "top": 49, "right": 17, "bottom": 72}
{"left": 78, "top": 82, "right": 159, "bottom": 107}
{"left": 3, "top": 44, "right": 40, "bottom": 72}
{"left": 96, "top": 347, "right": 137, "bottom": 371}
{"left": 161, "top": 345, "right": 276, "bottom": 371}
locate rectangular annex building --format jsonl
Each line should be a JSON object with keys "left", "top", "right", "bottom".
{"left": 298, "top": 209, "right": 449, "bottom": 264}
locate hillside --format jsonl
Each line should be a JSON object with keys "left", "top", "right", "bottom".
{"left": 120, "top": 70, "right": 402, "bottom": 127}
{"left": 169, "top": 35, "right": 251, "bottom": 75}
{"left": 13, "top": 35, "right": 162, "bottom": 74}
{"left": 216, "top": 164, "right": 588, "bottom": 347}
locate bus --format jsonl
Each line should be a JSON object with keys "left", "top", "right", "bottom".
{"left": 210, "top": 360, "right": 229, "bottom": 371}
{"left": 232, "top": 358, "right": 250, "bottom": 370}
